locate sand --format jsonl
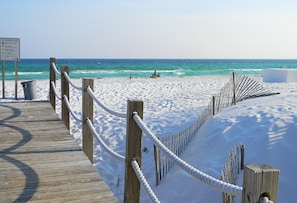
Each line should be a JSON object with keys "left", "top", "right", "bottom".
{"left": 1, "top": 75, "right": 296, "bottom": 202}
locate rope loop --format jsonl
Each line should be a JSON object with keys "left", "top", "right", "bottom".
{"left": 51, "top": 62, "right": 61, "bottom": 75}
{"left": 63, "top": 72, "right": 83, "bottom": 91}
{"left": 259, "top": 193, "right": 273, "bottom": 203}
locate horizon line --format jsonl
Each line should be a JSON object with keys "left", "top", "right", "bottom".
{"left": 17, "top": 58, "right": 297, "bottom": 60}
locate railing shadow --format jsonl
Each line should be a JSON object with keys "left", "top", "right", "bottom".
{"left": 0, "top": 103, "right": 39, "bottom": 202}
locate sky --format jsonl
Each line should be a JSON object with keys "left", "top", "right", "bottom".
{"left": 1, "top": 0, "right": 297, "bottom": 59}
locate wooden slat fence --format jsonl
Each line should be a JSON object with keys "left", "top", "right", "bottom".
{"left": 221, "top": 144, "right": 245, "bottom": 203}
{"left": 154, "top": 124, "right": 199, "bottom": 185}
{"left": 154, "top": 73, "right": 279, "bottom": 185}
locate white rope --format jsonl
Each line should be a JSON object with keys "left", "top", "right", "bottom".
{"left": 63, "top": 95, "right": 83, "bottom": 122}
{"left": 50, "top": 81, "right": 61, "bottom": 100}
{"left": 86, "top": 118, "right": 125, "bottom": 162}
{"left": 86, "top": 86, "right": 127, "bottom": 118}
{"left": 51, "top": 62, "right": 61, "bottom": 75}
{"left": 133, "top": 113, "right": 243, "bottom": 197}
{"left": 260, "top": 197, "right": 273, "bottom": 203}
{"left": 131, "top": 159, "right": 160, "bottom": 203}
{"left": 63, "top": 72, "right": 83, "bottom": 91}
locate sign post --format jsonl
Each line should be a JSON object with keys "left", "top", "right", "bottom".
{"left": 0, "top": 38, "right": 20, "bottom": 99}
{"left": 1, "top": 60, "right": 4, "bottom": 98}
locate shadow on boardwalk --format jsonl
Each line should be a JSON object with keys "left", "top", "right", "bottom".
{"left": 0, "top": 102, "right": 118, "bottom": 202}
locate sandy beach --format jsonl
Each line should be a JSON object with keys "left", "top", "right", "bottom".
{"left": 1, "top": 75, "right": 296, "bottom": 202}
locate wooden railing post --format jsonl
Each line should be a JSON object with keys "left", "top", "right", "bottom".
{"left": 61, "top": 65, "right": 70, "bottom": 130}
{"left": 49, "top": 57, "right": 57, "bottom": 110}
{"left": 124, "top": 100, "right": 143, "bottom": 203}
{"left": 2, "top": 60, "right": 5, "bottom": 99}
{"left": 82, "top": 78, "right": 94, "bottom": 163}
{"left": 242, "top": 165, "right": 279, "bottom": 203}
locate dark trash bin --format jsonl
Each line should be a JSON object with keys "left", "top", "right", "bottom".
{"left": 21, "top": 80, "right": 37, "bottom": 100}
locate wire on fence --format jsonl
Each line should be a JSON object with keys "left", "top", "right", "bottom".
{"left": 63, "top": 95, "right": 83, "bottom": 122}
{"left": 131, "top": 159, "right": 160, "bottom": 203}
{"left": 64, "top": 72, "right": 83, "bottom": 91}
{"left": 86, "top": 86, "right": 127, "bottom": 118}
{"left": 86, "top": 118, "right": 125, "bottom": 162}
{"left": 50, "top": 81, "right": 62, "bottom": 100}
{"left": 51, "top": 62, "right": 61, "bottom": 75}
{"left": 133, "top": 112, "right": 243, "bottom": 197}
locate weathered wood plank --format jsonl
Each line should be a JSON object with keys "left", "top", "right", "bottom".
{"left": 124, "top": 100, "right": 143, "bottom": 203}
{"left": 242, "top": 165, "right": 279, "bottom": 203}
{"left": 0, "top": 101, "right": 118, "bottom": 202}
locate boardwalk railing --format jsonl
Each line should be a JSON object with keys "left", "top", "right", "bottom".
{"left": 49, "top": 58, "right": 280, "bottom": 203}
{"left": 155, "top": 73, "right": 279, "bottom": 185}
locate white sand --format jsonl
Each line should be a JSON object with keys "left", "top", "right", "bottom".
{"left": 1, "top": 76, "right": 296, "bottom": 202}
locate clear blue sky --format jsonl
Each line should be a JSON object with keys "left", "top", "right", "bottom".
{"left": 1, "top": 0, "right": 297, "bottom": 59}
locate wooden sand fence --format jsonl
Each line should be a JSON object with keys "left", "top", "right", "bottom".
{"left": 49, "top": 58, "right": 280, "bottom": 203}
{"left": 154, "top": 73, "right": 279, "bottom": 185}
{"left": 221, "top": 144, "right": 245, "bottom": 203}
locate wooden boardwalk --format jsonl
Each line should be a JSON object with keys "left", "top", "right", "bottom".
{"left": 0, "top": 101, "right": 118, "bottom": 203}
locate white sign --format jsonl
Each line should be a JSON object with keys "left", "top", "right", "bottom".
{"left": 0, "top": 38, "right": 20, "bottom": 61}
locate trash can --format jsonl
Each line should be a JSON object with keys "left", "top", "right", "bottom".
{"left": 21, "top": 80, "right": 37, "bottom": 100}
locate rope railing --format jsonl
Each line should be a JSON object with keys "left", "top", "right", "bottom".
{"left": 51, "top": 62, "right": 61, "bottom": 75}
{"left": 86, "top": 86, "right": 127, "bottom": 118}
{"left": 50, "top": 81, "right": 62, "bottom": 100}
{"left": 86, "top": 118, "right": 125, "bottom": 162}
{"left": 131, "top": 159, "right": 160, "bottom": 203}
{"left": 133, "top": 112, "right": 243, "bottom": 197}
{"left": 63, "top": 95, "right": 83, "bottom": 122}
{"left": 50, "top": 63, "right": 126, "bottom": 165}
{"left": 50, "top": 62, "right": 128, "bottom": 165}
{"left": 64, "top": 72, "right": 83, "bottom": 91}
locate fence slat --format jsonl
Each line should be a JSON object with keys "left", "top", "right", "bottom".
{"left": 154, "top": 144, "right": 160, "bottom": 186}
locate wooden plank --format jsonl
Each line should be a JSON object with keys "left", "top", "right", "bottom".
{"left": 0, "top": 101, "right": 118, "bottom": 203}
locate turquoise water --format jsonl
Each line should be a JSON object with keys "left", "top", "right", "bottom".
{"left": 1, "top": 59, "right": 297, "bottom": 80}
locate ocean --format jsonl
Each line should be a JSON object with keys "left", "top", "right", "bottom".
{"left": 1, "top": 58, "right": 297, "bottom": 80}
